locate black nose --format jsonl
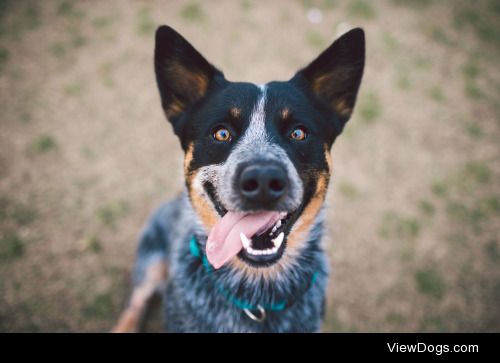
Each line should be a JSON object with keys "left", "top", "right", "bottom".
{"left": 238, "top": 163, "right": 288, "bottom": 203}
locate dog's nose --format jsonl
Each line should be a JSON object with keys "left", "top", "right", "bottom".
{"left": 239, "top": 163, "right": 288, "bottom": 203}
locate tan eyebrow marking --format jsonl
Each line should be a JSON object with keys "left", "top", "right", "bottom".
{"left": 280, "top": 107, "right": 291, "bottom": 120}
{"left": 229, "top": 107, "right": 241, "bottom": 118}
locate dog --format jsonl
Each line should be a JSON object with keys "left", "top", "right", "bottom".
{"left": 112, "top": 25, "right": 365, "bottom": 333}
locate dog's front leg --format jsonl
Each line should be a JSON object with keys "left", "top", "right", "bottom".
{"left": 111, "top": 259, "right": 167, "bottom": 333}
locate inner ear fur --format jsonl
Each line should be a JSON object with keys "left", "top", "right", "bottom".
{"left": 154, "top": 25, "right": 224, "bottom": 135}
{"left": 292, "top": 28, "right": 365, "bottom": 128}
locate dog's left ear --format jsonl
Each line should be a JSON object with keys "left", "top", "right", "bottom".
{"left": 155, "top": 26, "right": 225, "bottom": 137}
{"left": 292, "top": 28, "right": 365, "bottom": 133}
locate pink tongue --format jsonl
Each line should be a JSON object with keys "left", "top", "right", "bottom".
{"left": 206, "top": 211, "right": 281, "bottom": 269}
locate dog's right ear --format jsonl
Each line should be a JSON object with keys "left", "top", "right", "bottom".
{"left": 155, "top": 26, "right": 224, "bottom": 136}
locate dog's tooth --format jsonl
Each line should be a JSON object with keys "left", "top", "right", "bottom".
{"left": 271, "top": 220, "right": 281, "bottom": 233}
{"left": 272, "top": 232, "right": 285, "bottom": 249}
{"left": 240, "top": 232, "right": 251, "bottom": 249}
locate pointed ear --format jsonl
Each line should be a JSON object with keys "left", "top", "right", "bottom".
{"left": 292, "top": 28, "right": 365, "bottom": 132}
{"left": 154, "top": 26, "right": 224, "bottom": 136}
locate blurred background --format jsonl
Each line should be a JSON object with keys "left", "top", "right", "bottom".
{"left": 0, "top": 0, "right": 499, "bottom": 332}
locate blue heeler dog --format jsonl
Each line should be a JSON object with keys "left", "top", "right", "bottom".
{"left": 113, "top": 25, "right": 365, "bottom": 333}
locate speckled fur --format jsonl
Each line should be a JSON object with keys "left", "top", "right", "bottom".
{"left": 118, "top": 25, "right": 365, "bottom": 333}
{"left": 133, "top": 192, "right": 328, "bottom": 332}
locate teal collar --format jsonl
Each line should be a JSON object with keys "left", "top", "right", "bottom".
{"left": 189, "top": 235, "right": 318, "bottom": 314}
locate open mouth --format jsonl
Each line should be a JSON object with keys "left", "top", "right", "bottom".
{"left": 203, "top": 182, "right": 301, "bottom": 268}
{"left": 237, "top": 212, "right": 295, "bottom": 267}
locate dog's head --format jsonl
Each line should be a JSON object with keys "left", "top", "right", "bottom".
{"left": 155, "top": 26, "right": 364, "bottom": 272}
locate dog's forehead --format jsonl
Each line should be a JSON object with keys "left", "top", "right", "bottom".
{"left": 212, "top": 81, "right": 307, "bottom": 125}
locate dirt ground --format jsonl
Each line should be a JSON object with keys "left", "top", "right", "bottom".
{"left": 0, "top": 0, "right": 499, "bottom": 332}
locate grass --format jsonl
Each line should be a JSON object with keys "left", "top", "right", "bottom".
{"left": 306, "top": 30, "right": 326, "bottom": 49}
{"left": 79, "top": 236, "right": 102, "bottom": 254}
{"left": 338, "top": 182, "right": 358, "bottom": 199}
{"left": 0, "top": 47, "right": 9, "bottom": 72}
{"left": 96, "top": 200, "right": 129, "bottom": 228}
{"left": 180, "top": 2, "right": 205, "bottom": 22}
{"left": 0, "top": 233, "right": 25, "bottom": 261}
{"left": 358, "top": 91, "right": 382, "bottom": 123}
{"left": 454, "top": 7, "right": 500, "bottom": 45}
{"left": 462, "top": 161, "right": 491, "bottom": 184}
{"left": 136, "top": 7, "right": 155, "bottom": 37}
{"left": 64, "top": 82, "right": 85, "bottom": 97}
{"left": 428, "top": 86, "right": 445, "bottom": 102}
{"left": 446, "top": 200, "right": 492, "bottom": 234}
{"left": 462, "top": 59, "right": 479, "bottom": 79}
{"left": 0, "top": 1, "right": 42, "bottom": 40}
{"left": 464, "top": 80, "right": 483, "bottom": 99}
{"left": 98, "top": 62, "right": 114, "bottom": 88}
{"left": 477, "top": 195, "right": 500, "bottom": 217}
{"left": 395, "top": 71, "right": 412, "bottom": 90}
{"left": 464, "top": 122, "right": 482, "bottom": 139}
{"left": 390, "top": 0, "right": 432, "bottom": 8}
{"left": 385, "top": 312, "right": 405, "bottom": 325}
{"left": 378, "top": 212, "right": 421, "bottom": 240}
{"left": 415, "top": 268, "right": 445, "bottom": 300}
{"left": 32, "top": 135, "right": 57, "bottom": 153}
{"left": 92, "top": 15, "right": 115, "bottom": 29}
{"left": 382, "top": 33, "right": 398, "bottom": 54}
{"left": 240, "top": 0, "right": 253, "bottom": 11}
{"left": 429, "top": 27, "right": 454, "bottom": 46}
{"left": 24, "top": 3, "right": 40, "bottom": 30}
{"left": 484, "top": 240, "right": 499, "bottom": 263}
{"left": 9, "top": 205, "right": 36, "bottom": 226}
{"left": 48, "top": 42, "right": 66, "bottom": 59}
{"left": 420, "top": 315, "right": 447, "bottom": 332}
{"left": 57, "top": 1, "right": 85, "bottom": 19}
{"left": 432, "top": 162, "right": 492, "bottom": 199}
{"left": 348, "top": 0, "right": 376, "bottom": 19}
{"left": 70, "top": 33, "right": 86, "bottom": 49}
{"left": 82, "top": 293, "right": 114, "bottom": 319}
{"left": 418, "top": 199, "right": 435, "bottom": 216}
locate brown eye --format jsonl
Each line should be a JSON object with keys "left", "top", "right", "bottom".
{"left": 290, "top": 127, "right": 307, "bottom": 141}
{"left": 213, "top": 127, "right": 231, "bottom": 142}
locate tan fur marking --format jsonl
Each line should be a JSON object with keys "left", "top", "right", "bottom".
{"left": 324, "top": 144, "right": 332, "bottom": 173}
{"left": 311, "top": 74, "right": 330, "bottom": 95}
{"left": 168, "top": 63, "right": 209, "bottom": 100}
{"left": 184, "top": 142, "right": 194, "bottom": 177}
{"left": 165, "top": 95, "right": 186, "bottom": 118}
{"left": 184, "top": 143, "right": 218, "bottom": 232}
{"left": 311, "top": 71, "right": 354, "bottom": 118}
{"left": 112, "top": 260, "right": 167, "bottom": 333}
{"left": 334, "top": 99, "right": 352, "bottom": 118}
{"left": 287, "top": 172, "right": 329, "bottom": 250}
{"left": 190, "top": 188, "right": 218, "bottom": 231}
{"left": 162, "top": 63, "right": 210, "bottom": 118}
{"left": 229, "top": 107, "right": 241, "bottom": 118}
{"left": 280, "top": 107, "right": 291, "bottom": 120}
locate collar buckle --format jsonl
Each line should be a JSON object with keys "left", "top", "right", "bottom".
{"left": 243, "top": 305, "right": 266, "bottom": 322}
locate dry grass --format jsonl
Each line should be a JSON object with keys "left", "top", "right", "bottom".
{"left": 0, "top": 0, "right": 499, "bottom": 332}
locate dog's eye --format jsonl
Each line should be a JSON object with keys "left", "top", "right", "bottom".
{"left": 290, "top": 127, "right": 308, "bottom": 141}
{"left": 213, "top": 127, "right": 232, "bottom": 142}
